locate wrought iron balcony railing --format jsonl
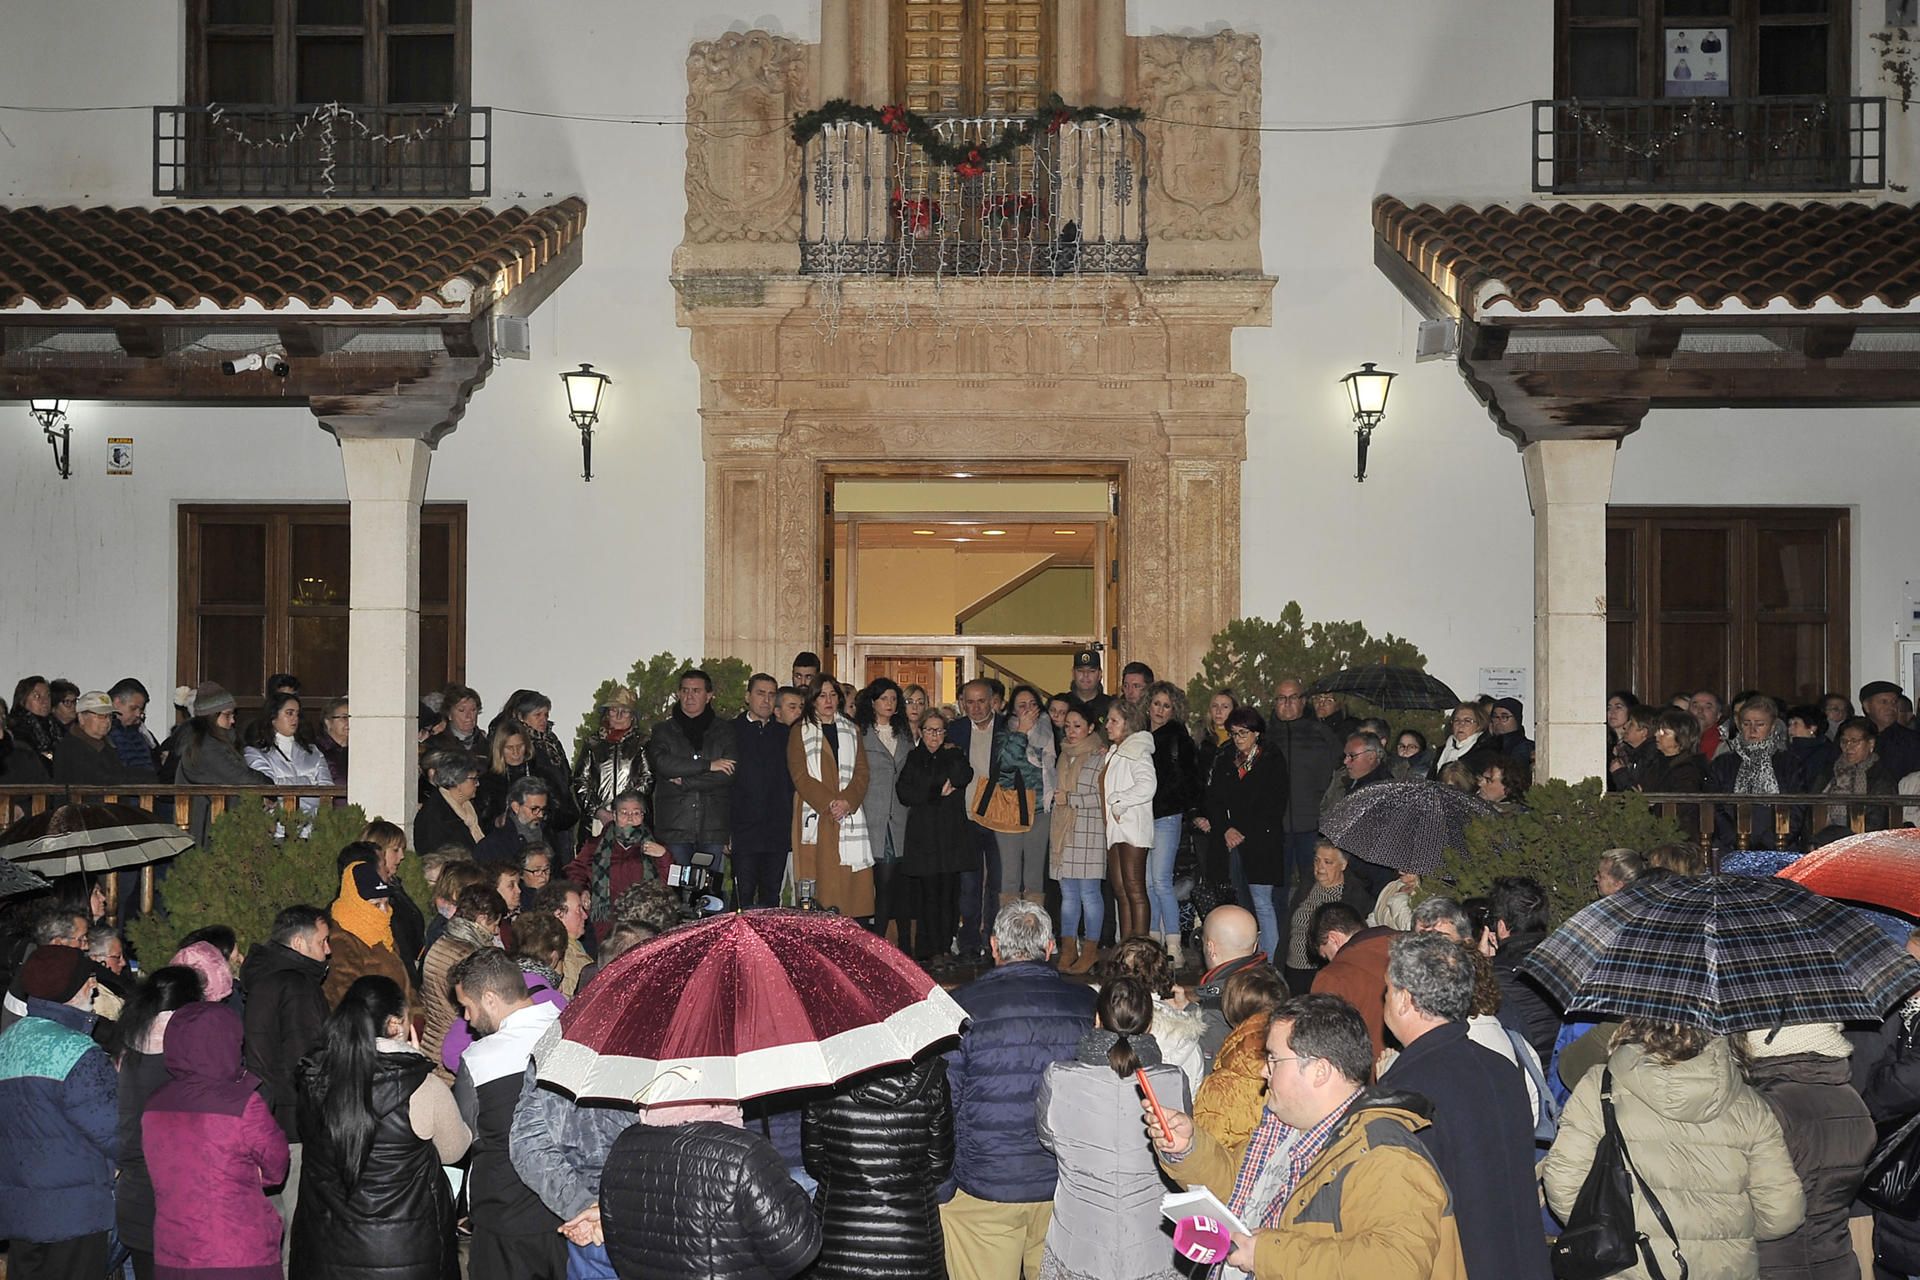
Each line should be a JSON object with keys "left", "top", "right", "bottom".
{"left": 154, "top": 104, "right": 491, "bottom": 199}
{"left": 1532, "top": 96, "right": 1884, "bottom": 194}
{"left": 799, "top": 117, "right": 1147, "bottom": 276}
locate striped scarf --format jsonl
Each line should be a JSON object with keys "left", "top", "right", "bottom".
{"left": 800, "top": 716, "right": 872, "bottom": 872}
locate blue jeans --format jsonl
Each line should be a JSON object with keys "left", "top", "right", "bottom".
{"left": 1249, "top": 882, "right": 1280, "bottom": 961}
{"left": 1147, "top": 814, "right": 1182, "bottom": 938}
{"left": 1059, "top": 878, "right": 1104, "bottom": 942}
{"left": 567, "top": 1242, "right": 616, "bottom": 1280}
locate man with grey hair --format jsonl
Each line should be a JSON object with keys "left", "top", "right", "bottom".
{"left": 476, "top": 775, "right": 552, "bottom": 868}
{"left": 1324, "top": 733, "right": 1395, "bottom": 895}
{"left": 941, "top": 902, "right": 1095, "bottom": 1280}
{"left": 1381, "top": 932, "right": 1549, "bottom": 1280}
{"left": 1410, "top": 895, "right": 1474, "bottom": 943}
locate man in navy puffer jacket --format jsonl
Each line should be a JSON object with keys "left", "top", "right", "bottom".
{"left": 941, "top": 900, "right": 1095, "bottom": 1280}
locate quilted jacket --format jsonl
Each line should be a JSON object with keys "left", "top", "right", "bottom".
{"left": 802, "top": 1056, "right": 953, "bottom": 1279}
{"left": 944, "top": 960, "right": 1095, "bottom": 1204}
{"left": 0, "top": 998, "right": 118, "bottom": 1243}
{"left": 601, "top": 1120, "right": 821, "bottom": 1280}
{"left": 1543, "top": 1039, "right": 1807, "bottom": 1280}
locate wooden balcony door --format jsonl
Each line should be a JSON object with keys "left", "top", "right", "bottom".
{"left": 1606, "top": 506, "right": 1848, "bottom": 706}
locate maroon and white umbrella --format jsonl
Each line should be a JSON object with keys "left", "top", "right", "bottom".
{"left": 0, "top": 801, "right": 193, "bottom": 877}
{"left": 535, "top": 909, "right": 967, "bottom": 1105}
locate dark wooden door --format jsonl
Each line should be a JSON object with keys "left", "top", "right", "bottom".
{"left": 1607, "top": 507, "right": 1847, "bottom": 706}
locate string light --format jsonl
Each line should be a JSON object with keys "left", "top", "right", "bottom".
{"left": 202, "top": 101, "right": 461, "bottom": 196}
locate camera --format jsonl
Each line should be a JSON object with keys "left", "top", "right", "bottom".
{"left": 220, "top": 351, "right": 291, "bottom": 377}
{"left": 665, "top": 849, "right": 727, "bottom": 917}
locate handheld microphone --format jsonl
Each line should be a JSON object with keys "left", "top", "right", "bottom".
{"left": 1173, "top": 1214, "right": 1233, "bottom": 1264}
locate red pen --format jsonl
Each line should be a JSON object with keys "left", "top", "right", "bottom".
{"left": 1137, "top": 1067, "right": 1171, "bottom": 1139}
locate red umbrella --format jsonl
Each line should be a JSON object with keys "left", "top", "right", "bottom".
{"left": 1778, "top": 828, "right": 1920, "bottom": 918}
{"left": 535, "top": 909, "right": 967, "bottom": 1105}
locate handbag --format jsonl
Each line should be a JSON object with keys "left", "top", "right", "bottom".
{"left": 1861, "top": 1108, "right": 1920, "bottom": 1214}
{"left": 969, "top": 775, "right": 1032, "bottom": 834}
{"left": 1551, "top": 1069, "right": 1689, "bottom": 1280}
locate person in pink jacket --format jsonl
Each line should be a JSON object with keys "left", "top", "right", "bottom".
{"left": 142, "top": 1001, "right": 290, "bottom": 1280}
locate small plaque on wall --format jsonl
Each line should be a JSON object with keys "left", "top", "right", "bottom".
{"left": 107, "top": 438, "right": 133, "bottom": 476}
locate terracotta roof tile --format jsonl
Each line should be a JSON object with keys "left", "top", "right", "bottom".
{"left": 1373, "top": 197, "right": 1920, "bottom": 317}
{"left": 0, "top": 199, "right": 586, "bottom": 312}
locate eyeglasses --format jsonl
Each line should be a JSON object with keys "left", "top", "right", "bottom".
{"left": 1342, "top": 751, "right": 1373, "bottom": 761}
{"left": 1263, "top": 1054, "right": 1312, "bottom": 1068}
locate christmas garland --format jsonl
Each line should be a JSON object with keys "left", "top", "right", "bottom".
{"left": 791, "top": 94, "right": 1143, "bottom": 175}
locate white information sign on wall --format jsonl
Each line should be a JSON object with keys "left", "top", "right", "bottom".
{"left": 1478, "top": 667, "right": 1528, "bottom": 703}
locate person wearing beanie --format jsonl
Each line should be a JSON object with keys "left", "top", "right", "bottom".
{"left": 0, "top": 945, "right": 118, "bottom": 1278}
{"left": 175, "top": 681, "right": 271, "bottom": 843}
{"left": 1487, "top": 696, "right": 1535, "bottom": 767}
{"left": 322, "top": 843, "right": 415, "bottom": 1012}
{"left": 1739, "top": 1023, "right": 1873, "bottom": 1280}
{"left": 171, "top": 939, "right": 237, "bottom": 1004}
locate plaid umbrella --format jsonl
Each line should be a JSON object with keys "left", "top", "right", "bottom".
{"left": 1519, "top": 873, "right": 1920, "bottom": 1036}
{"left": 1777, "top": 828, "right": 1920, "bottom": 918}
{"left": 536, "top": 909, "right": 966, "bottom": 1105}
{"left": 1317, "top": 781, "right": 1499, "bottom": 874}
{"left": 0, "top": 856, "right": 50, "bottom": 899}
{"left": 0, "top": 801, "right": 194, "bottom": 877}
{"left": 1307, "top": 666, "right": 1460, "bottom": 711}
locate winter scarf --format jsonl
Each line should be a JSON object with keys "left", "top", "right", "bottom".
{"left": 799, "top": 716, "right": 872, "bottom": 872}
{"left": 1740, "top": 1022, "right": 1852, "bottom": 1060}
{"left": 1435, "top": 730, "right": 1484, "bottom": 771}
{"left": 1228, "top": 1090, "right": 1362, "bottom": 1234}
{"left": 673, "top": 704, "right": 715, "bottom": 753}
{"left": 1731, "top": 721, "right": 1789, "bottom": 794}
{"left": 518, "top": 958, "right": 564, "bottom": 996}
{"left": 441, "top": 788, "right": 484, "bottom": 843}
{"left": 444, "top": 915, "right": 497, "bottom": 953}
{"left": 1825, "top": 750, "right": 1879, "bottom": 827}
{"left": 331, "top": 862, "right": 396, "bottom": 952}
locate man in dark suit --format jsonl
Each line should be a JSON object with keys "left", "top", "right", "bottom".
{"left": 1381, "top": 932, "right": 1551, "bottom": 1280}
{"left": 946, "top": 679, "right": 1007, "bottom": 960}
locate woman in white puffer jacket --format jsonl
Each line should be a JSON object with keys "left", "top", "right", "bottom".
{"left": 1101, "top": 699, "right": 1158, "bottom": 943}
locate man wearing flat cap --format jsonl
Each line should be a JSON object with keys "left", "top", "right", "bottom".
{"left": 1862, "top": 680, "right": 1920, "bottom": 782}
{"left": 0, "top": 945, "right": 117, "bottom": 1279}
{"left": 51, "top": 690, "right": 138, "bottom": 787}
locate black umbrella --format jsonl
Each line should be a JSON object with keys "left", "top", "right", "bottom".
{"left": 0, "top": 856, "right": 50, "bottom": 899}
{"left": 1308, "top": 666, "right": 1459, "bottom": 712}
{"left": 1317, "top": 780, "right": 1499, "bottom": 875}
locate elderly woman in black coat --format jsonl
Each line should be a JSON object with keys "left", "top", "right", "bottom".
{"left": 801, "top": 1055, "right": 953, "bottom": 1280}
{"left": 895, "top": 711, "right": 975, "bottom": 966}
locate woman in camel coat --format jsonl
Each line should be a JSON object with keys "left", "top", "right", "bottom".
{"left": 789, "top": 677, "right": 875, "bottom": 918}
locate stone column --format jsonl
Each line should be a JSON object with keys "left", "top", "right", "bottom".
{"left": 337, "top": 436, "right": 431, "bottom": 826}
{"left": 1522, "top": 439, "right": 1616, "bottom": 784}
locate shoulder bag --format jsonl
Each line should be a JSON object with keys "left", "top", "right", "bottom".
{"left": 1550, "top": 1068, "right": 1689, "bottom": 1280}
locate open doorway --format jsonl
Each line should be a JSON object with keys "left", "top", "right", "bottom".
{"left": 828, "top": 471, "right": 1119, "bottom": 706}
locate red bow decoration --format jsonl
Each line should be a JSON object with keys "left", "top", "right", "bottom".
{"left": 888, "top": 189, "right": 941, "bottom": 232}
{"left": 880, "top": 104, "right": 910, "bottom": 134}
{"left": 1046, "top": 108, "right": 1072, "bottom": 134}
{"left": 954, "top": 148, "right": 986, "bottom": 179}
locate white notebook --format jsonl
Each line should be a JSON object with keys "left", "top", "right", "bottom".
{"left": 1161, "top": 1186, "right": 1249, "bottom": 1235}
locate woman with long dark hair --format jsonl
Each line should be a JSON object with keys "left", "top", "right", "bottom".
{"left": 856, "top": 677, "right": 915, "bottom": 946}
{"left": 116, "top": 965, "right": 206, "bottom": 1280}
{"left": 788, "top": 677, "right": 874, "bottom": 918}
{"left": 294, "top": 975, "right": 470, "bottom": 1280}
{"left": 243, "top": 689, "right": 334, "bottom": 829}
{"left": 1037, "top": 976, "right": 1189, "bottom": 1280}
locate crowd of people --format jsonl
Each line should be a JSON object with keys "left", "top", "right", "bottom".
{"left": 3, "top": 652, "right": 1920, "bottom": 1280}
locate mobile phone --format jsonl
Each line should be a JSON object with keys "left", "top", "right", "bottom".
{"left": 1136, "top": 1067, "right": 1171, "bottom": 1139}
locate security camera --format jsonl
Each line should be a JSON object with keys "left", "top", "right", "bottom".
{"left": 265, "top": 353, "right": 290, "bottom": 377}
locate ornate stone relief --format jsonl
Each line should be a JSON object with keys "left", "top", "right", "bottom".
{"left": 1137, "top": 32, "right": 1262, "bottom": 251}
{"left": 684, "top": 32, "right": 808, "bottom": 245}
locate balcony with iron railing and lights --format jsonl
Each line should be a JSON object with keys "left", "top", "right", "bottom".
{"left": 799, "top": 116, "right": 1147, "bottom": 277}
